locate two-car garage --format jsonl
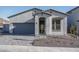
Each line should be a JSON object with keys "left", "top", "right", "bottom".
{"left": 12, "top": 23, "right": 35, "bottom": 35}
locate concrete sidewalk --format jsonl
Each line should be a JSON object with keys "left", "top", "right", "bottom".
{"left": 0, "top": 45, "right": 79, "bottom": 52}
{"left": 0, "top": 35, "right": 36, "bottom": 40}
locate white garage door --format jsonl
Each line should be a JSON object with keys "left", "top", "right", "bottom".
{"left": 13, "top": 23, "right": 35, "bottom": 35}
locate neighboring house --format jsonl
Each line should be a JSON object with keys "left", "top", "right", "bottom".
{"left": 67, "top": 6, "right": 79, "bottom": 35}
{"left": 0, "top": 18, "right": 4, "bottom": 33}
{"left": 3, "top": 20, "right": 9, "bottom": 33}
{"left": 0, "top": 18, "right": 9, "bottom": 33}
{"left": 8, "top": 8, "right": 67, "bottom": 36}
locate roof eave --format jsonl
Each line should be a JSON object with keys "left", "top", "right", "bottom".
{"left": 8, "top": 8, "right": 43, "bottom": 18}
{"left": 67, "top": 6, "right": 79, "bottom": 13}
{"left": 34, "top": 12, "right": 51, "bottom": 16}
{"left": 45, "top": 9, "right": 68, "bottom": 16}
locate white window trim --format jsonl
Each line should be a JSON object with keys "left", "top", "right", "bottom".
{"left": 52, "top": 19, "right": 61, "bottom": 32}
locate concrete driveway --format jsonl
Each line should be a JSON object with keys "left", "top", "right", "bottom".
{"left": 0, "top": 35, "right": 37, "bottom": 46}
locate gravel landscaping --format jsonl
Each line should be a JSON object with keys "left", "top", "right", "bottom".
{"left": 32, "top": 35, "right": 79, "bottom": 47}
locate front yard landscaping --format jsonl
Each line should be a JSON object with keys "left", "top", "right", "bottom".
{"left": 32, "top": 35, "right": 79, "bottom": 47}
{"left": 0, "top": 35, "right": 79, "bottom": 48}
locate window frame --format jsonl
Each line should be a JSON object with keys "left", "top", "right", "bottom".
{"left": 52, "top": 19, "right": 61, "bottom": 31}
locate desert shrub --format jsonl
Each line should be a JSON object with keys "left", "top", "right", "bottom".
{"left": 70, "top": 24, "right": 77, "bottom": 35}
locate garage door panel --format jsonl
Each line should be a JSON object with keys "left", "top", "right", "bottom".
{"left": 13, "top": 23, "right": 35, "bottom": 35}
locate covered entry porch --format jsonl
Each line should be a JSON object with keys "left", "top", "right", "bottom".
{"left": 35, "top": 13, "right": 50, "bottom": 36}
{"left": 35, "top": 13, "right": 67, "bottom": 36}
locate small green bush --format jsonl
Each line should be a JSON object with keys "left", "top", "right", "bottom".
{"left": 70, "top": 24, "right": 77, "bottom": 35}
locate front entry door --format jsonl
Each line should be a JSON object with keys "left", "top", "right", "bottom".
{"left": 39, "top": 17, "right": 45, "bottom": 34}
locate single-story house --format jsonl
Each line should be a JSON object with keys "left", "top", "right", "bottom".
{"left": 0, "top": 18, "right": 4, "bottom": 33}
{"left": 67, "top": 6, "right": 79, "bottom": 35}
{"left": 8, "top": 8, "right": 67, "bottom": 36}
{"left": 3, "top": 19, "right": 9, "bottom": 33}
{"left": 0, "top": 18, "right": 9, "bottom": 33}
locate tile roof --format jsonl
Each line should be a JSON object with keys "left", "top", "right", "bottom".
{"left": 45, "top": 9, "right": 68, "bottom": 15}
{"left": 8, "top": 8, "right": 68, "bottom": 18}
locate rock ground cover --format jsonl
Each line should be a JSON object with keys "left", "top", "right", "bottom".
{"left": 32, "top": 35, "right": 79, "bottom": 47}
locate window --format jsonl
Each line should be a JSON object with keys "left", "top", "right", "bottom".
{"left": 52, "top": 19, "right": 61, "bottom": 31}
{"left": 77, "top": 20, "right": 79, "bottom": 22}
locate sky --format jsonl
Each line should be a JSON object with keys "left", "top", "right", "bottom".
{"left": 0, "top": 6, "right": 76, "bottom": 19}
